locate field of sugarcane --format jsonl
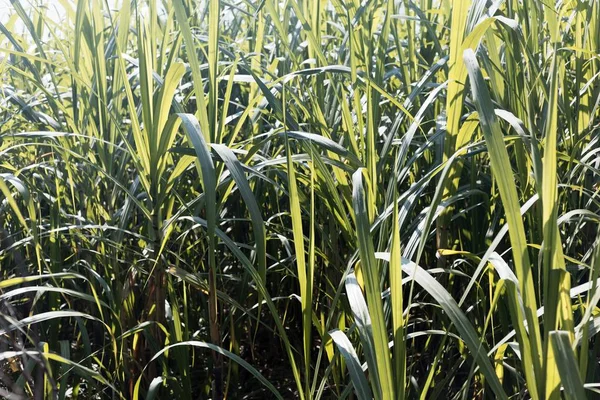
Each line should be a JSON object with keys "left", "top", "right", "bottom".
{"left": 1, "top": 0, "right": 600, "bottom": 398}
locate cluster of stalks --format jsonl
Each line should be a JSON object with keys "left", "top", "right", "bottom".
{"left": 1, "top": 0, "right": 600, "bottom": 399}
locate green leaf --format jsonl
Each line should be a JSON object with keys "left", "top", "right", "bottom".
{"left": 550, "top": 331, "right": 587, "bottom": 400}
{"left": 375, "top": 252, "right": 508, "bottom": 400}
{"left": 329, "top": 329, "right": 373, "bottom": 400}
{"left": 352, "top": 168, "right": 395, "bottom": 400}
{"left": 463, "top": 48, "right": 543, "bottom": 397}
{"left": 135, "top": 341, "right": 284, "bottom": 400}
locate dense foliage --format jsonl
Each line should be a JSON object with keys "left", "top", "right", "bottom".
{"left": 1, "top": 0, "right": 600, "bottom": 398}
